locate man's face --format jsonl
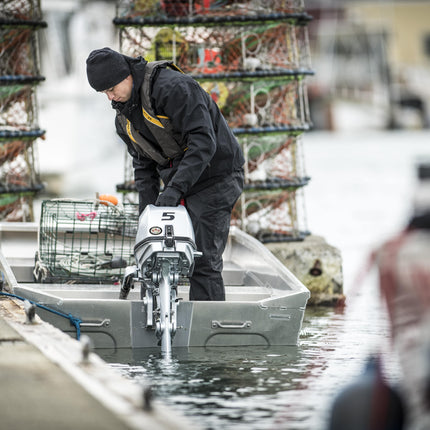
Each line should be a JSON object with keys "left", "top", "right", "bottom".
{"left": 101, "top": 75, "right": 133, "bottom": 103}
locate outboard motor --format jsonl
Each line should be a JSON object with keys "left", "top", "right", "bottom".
{"left": 120, "top": 205, "right": 201, "bottom": 354}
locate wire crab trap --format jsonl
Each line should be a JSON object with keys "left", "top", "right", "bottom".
{"left": 0, "top": 145, "right": 41, "bottom": 190}
{"left": 0, "top": 138, "right": 30, "bottom": 164}
{"left": 0, "top": 0, "right": 46, "bottom": 81}
{"left": 0, "top": 27, "right": 44, "bottom": 79}
{"left": 118, "top": 23, "right": 312, "bottom": 76}
{"left": 239, "top": 133, "right": 308, "bottom": 185}
{"left": 0, "top": 195, "right": 32, "bottom": 222}
{"left": 0, "top": 0, "right": 44, "bottom": 21}
{"left": 235, "top": 133, "right": 309, "bottom": 242}
{"left": 0, "top": 111, "right": 45, "bottom": 222}
{"left": 116, "top": 133, "right": 309, "bottom": 195}
{"left": 0, "top": 145, "right": 42, "bottom": 221}
{"left": 231, "top": 188, "right": 308, "bottom": 242}
{"left": 116, "top": 0, "right": 308, "bottom": 19}
{"left": 204, "top": 78, "right": 311, "bottom": 132}
{"left": 0, "top": 0, "right": 45, "bottom": 222}
{"left": 0, "top": 84, "right": 39, "bottom": 129}
{"left": 114, "top": 0, "right": 313, "bottom": 243}
{"left": 35, "top": 200, "right": 140, "bottom": 284}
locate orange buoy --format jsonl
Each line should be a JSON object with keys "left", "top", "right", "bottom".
{"left": 98, "top": 194, "right": 119, "bottom": 206}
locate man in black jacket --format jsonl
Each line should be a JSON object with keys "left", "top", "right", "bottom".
{"left": 86, "top": 47, "right": 244, "bottom": 301}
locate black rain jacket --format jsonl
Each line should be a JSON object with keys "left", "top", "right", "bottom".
{"left": 112, "top": 56, "right": 244, "bottom": 209}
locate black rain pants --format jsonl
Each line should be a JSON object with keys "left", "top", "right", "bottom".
{"left": 185, "top": 169, "right": 244, "bottom": 301}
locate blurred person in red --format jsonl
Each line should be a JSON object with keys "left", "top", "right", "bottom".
{"left": 375, "top": 161, "right": 430, "bottom": 430}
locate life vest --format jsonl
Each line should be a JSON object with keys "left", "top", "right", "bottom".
{"left": 116, "top": 60, "right": 188, "bottom": 166}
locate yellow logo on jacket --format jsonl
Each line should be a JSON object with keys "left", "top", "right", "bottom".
{"left": 142, "top": 107, "right": 165, "bottom": 128}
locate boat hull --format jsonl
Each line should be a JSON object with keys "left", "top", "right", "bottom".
{"left": 2, "top": 223, "right": 310, "bottom": 349}
{"left": 12, "top": 284, "right": 308, "bottom": 348}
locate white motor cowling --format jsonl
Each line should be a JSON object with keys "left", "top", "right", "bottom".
{"left": 134, "top": 204, "right": 200, "bottom": 279}
{"left": 132, "top": 205, "right": 201, "bottom": 354}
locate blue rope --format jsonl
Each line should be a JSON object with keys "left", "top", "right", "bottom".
{"left": 0, "top": 291, "right": 82, "bottom": 340}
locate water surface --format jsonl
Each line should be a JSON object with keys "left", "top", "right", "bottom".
{"left": 98, "top": 283, "right": 398, "bottom": 430}
{"left": 97, "top": 130, "right": 428, "bottom": 429}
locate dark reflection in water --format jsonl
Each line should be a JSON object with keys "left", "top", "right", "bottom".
{"left": 97, "top": 298, "right": 398, "bottom": 430}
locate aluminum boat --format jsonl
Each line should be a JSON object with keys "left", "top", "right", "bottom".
{"left": 0, "top": 201, "right": 310, "bottom": 350}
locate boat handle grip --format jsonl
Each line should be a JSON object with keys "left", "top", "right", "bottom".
{"left": 211, "top": 320, "right": 252, "bottom": 329}
{"left": 80, "top": 319, "right": 110, "bottom": 327}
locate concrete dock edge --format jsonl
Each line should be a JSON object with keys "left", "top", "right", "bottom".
{"left": 0, "top": 297, "right": 196, "bottom": 430}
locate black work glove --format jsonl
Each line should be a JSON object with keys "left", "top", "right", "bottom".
{"left": 155, "top": 186, "right": 182, "bottom": 207}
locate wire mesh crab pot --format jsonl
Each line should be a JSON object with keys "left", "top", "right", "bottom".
{"left": 208, "top": 79, "right": 310, "bottom": 131}
{"left": 0, "top": 0, "right": 46, "bottom": 221}
{"left": 239, "top": 133, "right": 306, "bottom": 184}
{"left": 114, "top": 0, "right": 313, "bottom": 243}
{"left": 0, "top": 27, "right": 42, "bottom": 77}
{"left": 231, "top": 187, "right": 308, "bottom": 242}
{"left": 0, "top": 145, "right": 43, "bottom": 221}
{"left": 118, "top": 23, "right": 312, "bottom": 75}
{"left": 0, "top": 0, "right": 46, "bottom": 77}
{"left": 116, "top": 0, "right": 308, "bottom": 19}
{"left": 1, "top": 0, "right": 44, "bottom": 21}
{"left": 0, "top": 84, "right": 38, "bottom": 129}
{"left": 35, "top": 200, "right": 140, "bottom": 284}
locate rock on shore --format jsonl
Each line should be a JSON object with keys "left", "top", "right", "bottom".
{"left": 265, "top": 235, "right": 345, "bottom": 306}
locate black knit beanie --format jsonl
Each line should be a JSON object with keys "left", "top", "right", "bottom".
{"left": 86, "top": 47, "right": 130, "bottom": 91}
